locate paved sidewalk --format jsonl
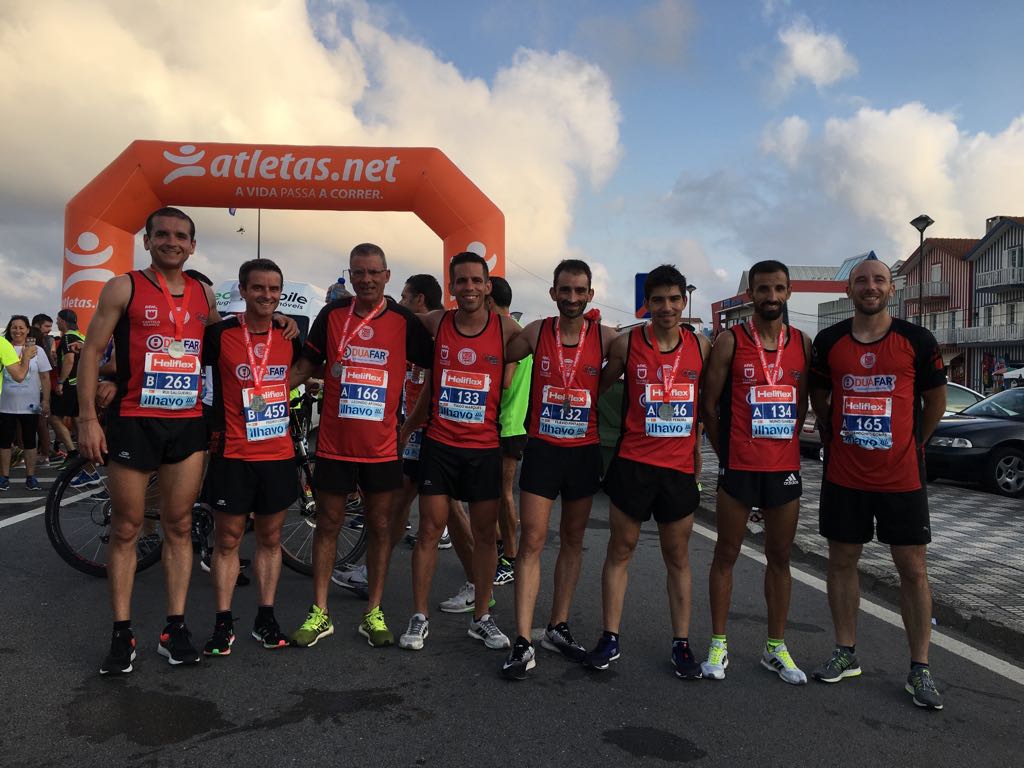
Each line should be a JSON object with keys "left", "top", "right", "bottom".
{"left": 697, "top": 446, "right": 1024, "bottom": 660}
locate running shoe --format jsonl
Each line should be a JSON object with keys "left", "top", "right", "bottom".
{"left": 25, "top": 476, "right": 41, "bottom": 491}
{"left": 761, "top": 642, "right": 807, "bottom": 685}
{"left": 672, "top": 642, "right": 702, "bottom": 679}
{"left": 137, "top": 533, "right": 161, "bottom": 558}
{"left": 812, "top": 647, "right": 862, "bottom": 683}
{"left": 252, "top": 617, "right": 289, "bottom": 649}
{"left": 501, "top": 636, "right": 536, "bottom": 680}
{"left": 700, "top": 639, "right": 729, "bottom": 680}
{"left": 438, "top": 526, "right": 452, "bottom": 549}
{"left": 493, "top": 557, "right": 515, "bottom": 586}
{"left": 331, "top": 564, "right": 368, "bottom": 591}
{"left": 0, "top": 476, "right": 10, "bottom": 492}
{"left": 99, "top": 629, "right": 136, "bottom": 675}
{"left": 584, "top": 634, "right": 621, "bottom": 671}
{"left": 158, "top": 622, "right": 201, "bottom": 666}
{"left": 540, "top": 622, "right": 586, "bottom": 662}
{"left": 399, "top": 613, "right": 430, "bottom": 650}
{"left": 345, "top": 513, "right": 365, "bottom": 530}
{"left": 358, "top": 606, "right": 394, "bottom": 648}
{"left": 468, "top": 613, "right": 510, "bottom": 649}
{"left": 906, "top": 667, "right": 943, "bottom": 710}
{"left": 69, "top": 469, "right": 102, "bottom": 488}
{"left": 10, "top": 448, "right": 24, "bottom": 468}
{"left": 203, "top": 621, "right": 236, "bottom": 656}
{"left": 439, "top": 581, "right": 477, "bottom": 613}
{"left": 290, "top": 604, "right": 334, "bottom": 648}
{"left": 403, "top": 532, "right": 417, "bottom": 548}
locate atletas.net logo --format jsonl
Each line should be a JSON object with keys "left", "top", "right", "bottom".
{"left": 162, "top": 145, "right": 401, "bottom": 186}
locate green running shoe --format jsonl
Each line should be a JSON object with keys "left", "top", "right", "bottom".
{"left": 906, "top": 666, "right": 943, "bottom": 710}
{"left": 290, "top": 604, "right": 334, "bottom": 648}
{"left": 358, "top": 605, "right": 394, "bottom": 647}
{"left": 812, "top": 647, "right": 862, "bottom": 683}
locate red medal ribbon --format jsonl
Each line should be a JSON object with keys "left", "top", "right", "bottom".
{"left": 648, "top": 325, "right": 685, "bottom": 404}
{"left": 554, "top": 316, "right": 590, "bottom": 393}
{"left": 747, "top": 320, "right": 785, "bottom": 385}
{"left": 239, "top": 314, "right": 273, "bottom": 397}
{"left": 153, "top": 270, "right": 192, "bottom": 345}
{"left": 335, "top": 298, "right": 387, "bottom": 366}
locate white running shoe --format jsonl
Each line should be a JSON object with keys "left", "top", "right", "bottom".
{"left": 760, "top": 642, "right": 807, "bottom": 685}
{"left": 331, "top": 564, "right": 368, "bottom": 590}
{"left": 701, "top": 639, "right": 729, "bottom": 680}
{"left": 398, "top": 613, "right": 430, "bottom": 650}
{"left": 468, "top": 613, "right": 510, "bottom": 650}
{"left": 439, "top": 581, "right": 476, "bottom": 613}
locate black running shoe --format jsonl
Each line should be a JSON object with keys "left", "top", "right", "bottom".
{"left": 501, "top": 636, "right": 536, "bottom": 680}
{"left": 99, "top": 629, "right": 137, "bottom": 675}
{"left": 540, "top": 622, "right": 587, "bottom": 662}
{"left": 252, "top": 618, "right": 289, "bottom": 649}
{"left": 671, "top": 642, "right": 702, "bottom": 679}
{"left": 203, "top": 622, "right": 236, "bottom": 656}
{"left": 584, "top": 634, "right": 621, "bottom": 670}
{"left": 158, "top": 622, "right": 201, "bottom": 665}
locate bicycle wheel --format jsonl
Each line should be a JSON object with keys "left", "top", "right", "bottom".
{"left": 280, "top": 456, "right": 367, "bottom": 576}
{"left": 44, "top": 456, "right": 164, "bottom": 578}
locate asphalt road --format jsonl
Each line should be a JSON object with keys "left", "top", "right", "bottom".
{"left": 1, "top": 459, "right": 1022, "bottom": 768}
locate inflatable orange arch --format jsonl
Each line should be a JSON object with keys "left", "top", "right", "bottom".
{"left": 62, "top": 141, "right": 505, "bottom": 325}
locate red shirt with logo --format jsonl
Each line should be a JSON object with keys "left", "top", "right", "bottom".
{"left": 810, "top": 318, "right": 946, "bottom": 492}
{"left": 718, "top": 323, "right": 805, "bottom": 472}
{"left": 425, "top": 310, "right": 504, "bottom": 450}
{"left": 617, "top": 325, "right": 705, "bottom": 472}
{"left": 303, "top": 297, "right": 433, "bottom": 463}
{"left": 112, "top": 271, "right": 210, "bottom": 418}
{"left": 527, "top": 317, "right": 603, "bottom": 447}
{"left": 203, "top": 317, "right": 302, "bottom": 461}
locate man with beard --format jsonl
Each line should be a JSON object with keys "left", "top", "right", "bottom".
{"left": 809, "top": 256, "right": 946, "bottom": 710}
{"left": 699, "top": 260, "right": 811, "bottom": 685}
{"left": 397, "top": 252, "right": 520, "bottom": 651}
{"left": 501, "top": 259, "right": 619, "bottom": 680}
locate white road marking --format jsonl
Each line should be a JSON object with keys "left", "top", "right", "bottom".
{"left": 692, "top": 520, "right": 1024, "bottom": 687}
{"left": 0, "top": 489, "right": 104, "bottom": 529}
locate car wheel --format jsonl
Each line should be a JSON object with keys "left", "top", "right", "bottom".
{"left": 985, "top": 446, "right": 1024, "bottom": 498}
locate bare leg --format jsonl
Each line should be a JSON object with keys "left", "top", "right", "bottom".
{"left": 891, "top": 544, "right": 932, "bottom": 663}
{"left": 411, "top": 494, "right": 449, "bottom": 616}
{"left": 549, "top": 495, "right": 595, "bottom": 626}
{"left": 658, "top": 514, "right": 695, "bottom": 638}
{"left": 253, "top": 511, "right": 286, "bottom": 607}
{"left": 447, "top": 499, "right": 475, "bottom": 580}
{"left": 707, "top": 489, "right": 751, "bottom": 636}
{"left": 212, "top": 512, "right": 247, "bottom": 612}
{"left": 514, "top": 491, "right": 553, "bottom": 639}
{"left": 762, "top": 499, "right": 800, "bottom": 639}
{"left": 468, "top": 499, "right": 500, "bottom": 620}
{"left": 156, "top": 453, "right": 206, "bottom": 616}
{"left": 499, "top": 455, "right": 520, "bottom": 559}
{"left": 825, "top": 541, "right": 863, "bottom": 647}
{"left": 310, "top": 491, "right": 347, "bottom": 611}
{"left": 363, "top": 490, "right": 397, "bottom": 612}
{"left": 600, "top": 505, "right": 641, "bottom": 633}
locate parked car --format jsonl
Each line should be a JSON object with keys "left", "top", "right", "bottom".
{"left": 926, "top": 388, "right": 1024, "bottom": 498}
{"left": 944, "top": 382, "right": 985, "bottom": 415}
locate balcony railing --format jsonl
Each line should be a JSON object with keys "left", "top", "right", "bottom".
{"left": 903, "top": 281, "right": 951, "bottom": 300}
{"left": 952, "top": 324, "right": 1024, "bottom": 345}
{"left": 976, "top": 267, "right": 1024, "bottom": 291}
{"left": 931, "top": 328, "right": 958, "bottom": 345}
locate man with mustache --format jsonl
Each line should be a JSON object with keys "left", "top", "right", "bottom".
{"left": 699, "top": 260, "right": 811, "bottom": 685}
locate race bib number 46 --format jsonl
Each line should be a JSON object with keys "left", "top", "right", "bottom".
{"left": 539, "top": 386, "right": 591, "bottom": 439}
{"left": 243, "top": 384, "right": 290, "bottom": 442}
{"left": 748, "top": 384, "right": 797, "bottom": 439}
{"left": 644, "top": 383, "right": 694, "bottom": 437}
{"left": 840, "top": 395, "right": 893, "bottom": 450}
{"left": 438, "top": 369, "right": 489, "bottom": 424}
{"left": 338, "top": 366, "right": 388, "bottom": 422}
{"left": 141, "top": 353, "right": 200, "bottom": 410}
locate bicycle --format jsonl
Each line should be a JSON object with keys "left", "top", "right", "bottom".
{"left": 44, "top": 393, "right": 367, "bottom": 577}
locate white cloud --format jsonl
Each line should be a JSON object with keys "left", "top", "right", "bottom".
{"left": 761, "top": 115, "right": 810, "bottom": 168}
{"left": 773, "top": 19, "right": 858, "bottom": 94}
{"left": 0, "top": 0, "right": 621, "bottom": 319}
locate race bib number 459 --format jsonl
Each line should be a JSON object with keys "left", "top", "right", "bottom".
{"left": 438, "top": 369, "right": 489, "bottom": 424}
{"left": 748, "top": 384, "right": 797, "bottom": 439}
{"left": 141, "top": 353, "right": 200, "bottom": 410}
{"left": 840, "top": 395, "right": 893, "bottom": 450}
{"left": 338, "top": 366, "right": 388, "bottom": 422}
{"left": 243, "top": 384, "right": 290, "bottom": 442}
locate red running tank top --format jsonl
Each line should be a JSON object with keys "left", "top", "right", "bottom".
{"left": 617, "top": 325, "right": 704, "bottom": 472}
{"left": 202, "top": 318, "right": 300, "bottom": 461}
{"left": 425, "top": 310, "right": 504, "bottom": 450}
{"left": 527, "top": 317, "right": 603, "bottom": 446}
{"left": 113, "top": 271, "right": 210, "bottom": 418}
{"left": 718, "top": 323, "right": 805, "bottom": 472}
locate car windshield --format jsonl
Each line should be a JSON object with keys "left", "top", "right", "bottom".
{"left": 961, "top": 388, "right": 1024, "bottom": 419}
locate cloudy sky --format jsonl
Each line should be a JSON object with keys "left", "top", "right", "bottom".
{"left": 3, "top": 0, "right": 1024, "bottom": 325}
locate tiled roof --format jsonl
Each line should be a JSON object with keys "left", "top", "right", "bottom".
{"left": 899, "top": 238, "right": 979, "bottom": 273}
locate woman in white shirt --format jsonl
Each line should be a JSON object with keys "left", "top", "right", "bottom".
{"left": 1, "top": 316, "right": 51, "bottom": 490}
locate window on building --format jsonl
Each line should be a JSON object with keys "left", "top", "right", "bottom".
{"left": 1006, "top": 245, "right": 1022, "bottom": 269}
{"left": 1009, "top": 303, "right": 1018, "bottom": 326}
{"left": 949, "top": 310, "right": 957, "bottom": 329}
{"left": 928, "top": 313, "right": 937, "bottom": 331}
{"left": 983, "top": 305, "right": 993, "bottom": 326}
{"left": 929, "top": 263, "right": 941, "bottom": 282}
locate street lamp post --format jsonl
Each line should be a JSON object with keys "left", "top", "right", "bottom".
{"left": 686, "top": 284, "right": 696, "bottom": 328}
{"left": 910, "top": 214, "right": 934, "bottom": 325}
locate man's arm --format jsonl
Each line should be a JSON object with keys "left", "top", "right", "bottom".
{"left": 600, "top": 324, "right": 621, "bottom": 360}
{"left": 920, "top": 385, "right": 947, "bottom": 443}
{"left": 399, "top": 378, "right": 431, "bottom": 446}
{"left": 289, "top": 357, "right": 316, "bottom": 389}
{"left": 699, "top": 330, "right": 734, "bottom": 460}
{"left": 506, "top": 318, "right": 541, "bottom": 363}
{"left": 599, "top": 332, "right": 628, "bottom": 395}
{"left": 202, "top": 283, "right": 221, "bottom": 324}
{"left": 796, "top": 331, "right": 812, "bottom": 425}
{"left": 77, "top": 276, "right": 132, "bottom": 462}
{"left": 4, "top": 344, "right": 34, "bottom": 383}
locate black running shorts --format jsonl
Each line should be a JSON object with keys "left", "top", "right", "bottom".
{"left": 717, "top": 467, "right": 802, "bottom": 509}
{"left": 105, "top": 416, "right": 207, "bottom": 471}
{"left": 819, "top": 479, "right": 931, "bottom": 546}
{"left": 500, "top": 434, "right": 529, "bottom": 461}
{"left": 208, "top": 457, "right": 298, "bottom": 516}
{"left": 519, "top": 438, "right": 602, "bottom": 501}
{"left": 313, "top": 456, "right": 403, "bottom": 496}
{"left": 417, "top": 436, "right": 501, "bottom": 502}
{"left": 604, "top": 456, "right": 700, "bottom": 524}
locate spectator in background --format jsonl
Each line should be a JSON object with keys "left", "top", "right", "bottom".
{"left": 30, "top": 314, "right": 55, "bottom": 465}
{"left": 0, "top": 316, "right": 50, "bottom": 490}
